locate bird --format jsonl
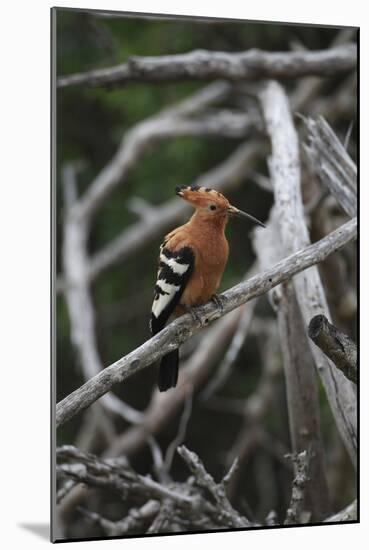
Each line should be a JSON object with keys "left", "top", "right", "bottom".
{"left": 150, "top": 185, "right": 265, "bottom": 392}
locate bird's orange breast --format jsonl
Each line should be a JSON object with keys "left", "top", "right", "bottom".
{"left": 179, "top": 228, "right": 229, "bottom": 308}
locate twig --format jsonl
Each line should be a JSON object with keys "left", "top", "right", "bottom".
{"left": 73, "top": 82, "right": 253, "bottom": 222}
{"left": 200, "top": 264, "right": 258, "bottom": 400}
{"left": 57, "top": 479, "right": 77, "bottom": 504}
{"left": 221, "top": 457, "right": 239, "bottom": 491}
{"left": 177, "top": 445, "right": 250, "bottom": 528}
{"left": 58, "top": 444, "right": 256, "bottom": 532}
{"left": 56, "top": 218, "right": 356, "bottom": 429}
{"left": 147, "top": 437, "right": 169, "bottom": 484}
{"left": 58, "top": 44, "right": 356, "bottom": 88}
{"left": 87, "top": 141, "right": 264, "bottom": 282}
{"left": 79, "top": 501, "right": 160, "bottom": 536}
{"left": 164, "top": 391, "right": 193, "bottom": 472}
{"left": 303, "top": 116, "right": 357, "bottom": 217}
{"left": 56, "top": 445, "right": 194, "bottom": 506}
{"left": 258, "top": 80, "right": 357, "bottom": 466}
{"left": 284, "top": 450, "right": 310, "bottom": 525}
{"left": 308, "top": 315, "right": 357, "bottom": 384}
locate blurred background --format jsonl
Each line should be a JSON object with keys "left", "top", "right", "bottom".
{"left": 55, "top": 9, "right": 357, "bottom": 539}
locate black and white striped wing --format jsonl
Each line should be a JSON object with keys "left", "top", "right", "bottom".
{"left": 150, "top": 245, "right": 194, "bottom": 335}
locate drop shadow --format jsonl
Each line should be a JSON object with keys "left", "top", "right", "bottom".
{"left": 18, "top": 523, "right": 49, "bottom": 541}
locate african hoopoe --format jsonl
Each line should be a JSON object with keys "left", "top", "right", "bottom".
{"left": 150, "top": 185, "right": 265, "bottom": 392}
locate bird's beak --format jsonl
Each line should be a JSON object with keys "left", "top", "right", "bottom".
{"left": 227, "top": 205, "right": 266, "bottom": 228}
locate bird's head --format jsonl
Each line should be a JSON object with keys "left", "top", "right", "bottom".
{"left": 175, "top": 185, "right": 265, "bottom": 227}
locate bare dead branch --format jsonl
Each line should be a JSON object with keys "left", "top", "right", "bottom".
{"left": 200, "top": 264, "right": 258, "bottom": 400}
{"left": 73, "top": 82, "right": 254, "bottom": 222}
{"left": 308, "top": 314, "right": 357, "bottom": 384}
{"left": 254, "top": 211, "right": 330, "bottom": 520}
{"left": 289, "top": 28, "right": 356, "bottom": 114}
{"left": 284, "top": 450, "right": 310, "bottom": 525}
{"left": 177, "top": 445, "right": 251, "bottom": 528}
{"left": 221, "top": 457, "right": 240, "bottom": 492}
{"left": 57, "top": 445, "right": 194, "bottom": 506}
{"left": 164, "top": 391, "right": 193, "bottom": 472}
{"left": 324, "top": 499, "right": 357, "bottom": 523}
{"left": 79, "top": 501, "right": 160, "bottom": 536}
{"left": 62, "top": 163, "right": 143, "bottom": 426}
{"left": 224, "top": 321, "right": 282, "bottom": 501}
{"left": 58, "top": 44, "right": 356, "bottom": 88}
{"left": 57, "top": 444, "right": 253, "bottom": 532}
{"left": 258, "top": 80, "right": 357, "bottom": 466}
{"left": 56, "top": 217, "right": 356, "bottom": 429}
{"left": 87, "top": 141, "right": 264, "bottom": 282}
{"left": 303, "top": 116, "right": 357, "bottom": 217}
{"left": 107, "top": 305, "right": 244, "bottom": 458}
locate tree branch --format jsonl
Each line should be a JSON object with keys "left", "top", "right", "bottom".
{"left": 73, "top": 81, "right": 254, "bottom": 223}
{"left": 258, "top": 80, "right": 357, "bottom": 466}
{"left": 303, "top": 116, "right": 357, "bottom": 217}
{"left": 106, "top": 304, "right": 244, "bottom": 458}
{"left": 57, "top": 444, "right": 252, "bottom": 532}
{"left": 324, "top": 499, "right": 357, "bottom": 523}
{"left": 87, "top": 141, "right": 264, "bottom": 282}
{"left": 62, "top": 163, "right": 143, "bottom": 425}
{"left": 57, "top": 44, "right": 356, "bottom": 88}
{"left": 308, "top": 315, "right": 357, "bottom": 384}
{"left": 284, "top": 450, "right": 310, "bottom": 525}
{"left": 254, "top": 210, "right": 330, "bottom": 520}
{"left": 56, "top": 217, "right": 356, "bottom": 428}
{"left": 177, "top": 445, "right": 251, "bottom": 528}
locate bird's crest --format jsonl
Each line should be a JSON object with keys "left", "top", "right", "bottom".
{"left": 175, "top": 185, "right": 229, "bottom": 209}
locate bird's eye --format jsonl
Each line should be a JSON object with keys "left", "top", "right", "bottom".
{"left": 209, "top": 204, "right": 217, "bottom": 211}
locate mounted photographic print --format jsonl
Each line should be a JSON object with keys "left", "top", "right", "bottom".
{"left": 51, "top": 7, "right": 358, "bottom": 543}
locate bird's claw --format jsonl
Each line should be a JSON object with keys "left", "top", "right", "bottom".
{"left": 211, "top": 294, "right": 224, "bottom": 314}
{"left": 188, "top": 307, "right": 203, "bottom": 325}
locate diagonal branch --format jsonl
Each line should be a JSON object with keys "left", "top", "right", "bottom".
{"left": 57, "top": 44, "right": 356, "bottom": 88}
{"left": 73, "top": 81, "right": 255, "bottom": 223}
{"left": 303, "top": 116, "right": 357, "bottom": 217}
{"left": 87, "top": 141, "right": 264, "bottom": 282}
{"left": 56, "top": 217, "right": 357, "bottom": 428}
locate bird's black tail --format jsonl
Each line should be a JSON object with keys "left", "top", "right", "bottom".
{"left": 158, "top": 349, "right": 179, "bottom": 392}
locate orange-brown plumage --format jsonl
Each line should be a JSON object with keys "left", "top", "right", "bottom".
{"left": 151, "top": 185, "right": 265, "bottom": 392}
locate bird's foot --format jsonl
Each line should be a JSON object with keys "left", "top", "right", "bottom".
{"left": 188, "top": 306, "right": 203, "bottom": 326}
{"left": 211, "top": 294, "right": 225, "bottom": 314}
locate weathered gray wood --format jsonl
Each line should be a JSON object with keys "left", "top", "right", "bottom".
{"left": 57, "top": 44, "right": 356, "bottom": 88}
{"left": 258, "top": 80, "right": 357, "bottom": 466}
{"left": 75, "top": 81, "right": 255, "bottom": 222}
{"left": 87, "top": 141, "right": 264, "bottom": 282}
{"left": 303, "top": 116, "right": 357, "bottom": 217}
{"left": 57, "top": 444, "right": 251, "bottom": 532}
{"left": 56, "top": 217, "right": 356, "bottom": 428}
{"left": 177, "top": 446, "right": 251, "bottom": 528}
{"left": 284, "top": 451, "right": 310, "bottom": 525}
{"left": 308, "top": 315, "right": 357, "bottom": 384}
{"left": 62, "top": 163, "right": 143, "bottom": 425}
{"left": 324, "top": 499, "right": 357, "bottom": 523}
{"left": 107, "top": 302, "right": 243, "bottom": 458}
{"left": 254, "top": 212, "right": 330, "bottom": 520}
